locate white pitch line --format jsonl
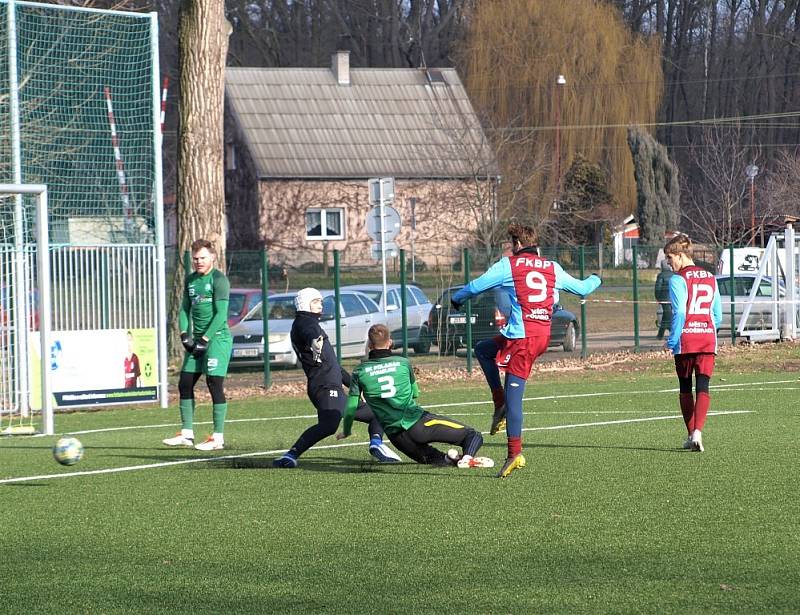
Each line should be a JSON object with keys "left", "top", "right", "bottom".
{"left": 64, "top": 409, "right": 677, "bottom": 436}
{"left": 0, "top": 410, "right": 753, "bottom": 485}
{"left": 0, "top": 439, "right": 367, "bottom": 485}
{"left": 708, "top": 379, "right": 799, "bottom": 389}
{"left": 521, "top": 410, "right": 752, "bottom": 433}
{"left": 62, "top": 414, "right": 321, "bottom": 436}
{"left": 21, "top": 377, "right": 792, "bottom": 437}
{"left": 424, "top": 378, "right": 798, "bottom": 410}
{"left": 714, "top": 387, "right": 800, "bottom": 392}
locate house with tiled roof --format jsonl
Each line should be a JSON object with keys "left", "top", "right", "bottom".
{"left": 224, "top": 51, "right": 499, "bottom": 268}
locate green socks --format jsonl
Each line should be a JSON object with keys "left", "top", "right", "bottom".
{"left": 212, "top": 403, "right": 228, "bottom": 434}
{"left": 180, "top": 400, "right": 226, "bottom": 434}
{"left": 179, "top": 399, "right": 195, "bottom": 430}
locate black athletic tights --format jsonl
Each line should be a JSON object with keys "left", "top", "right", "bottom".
{"left": 178, "top": 371, "right": 226, "bottom": 404}
{"left": 289, "top": 385, "right": 382, "bottom": 457}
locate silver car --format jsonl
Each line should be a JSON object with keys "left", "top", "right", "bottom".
{"left": 229, "top": 289, "right": 385, "bottom": 367}
{"left": 341, "top": 284, "right": 433, "bottom": 353}
{"left": 716, "top": 274, "right": 786, "bottom": 332}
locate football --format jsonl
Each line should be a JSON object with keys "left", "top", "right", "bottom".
{"left": 52, "top": 436, "right": 84, "bottom": 466}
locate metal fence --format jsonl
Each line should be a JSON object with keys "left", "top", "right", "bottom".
{"left": 165, "top": 236, "right": 800, "bottom": 384}
{"left": 50, "top": 245, "right": 158, "bottom": 331}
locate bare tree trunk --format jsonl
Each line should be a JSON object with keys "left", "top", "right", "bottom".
{"left": 168, "top": 0, "right": 231, "bottom": 362}
{"left": 702, "top": 1, "right": 711, "bottom": 118}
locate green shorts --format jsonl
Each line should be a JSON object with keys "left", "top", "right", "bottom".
{"left": 182, "top": 334, "right": 232, "bottom": 377}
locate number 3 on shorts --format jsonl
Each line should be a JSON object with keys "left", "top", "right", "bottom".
{"left": 377, "top": 375, "right": 396, "bottom": 398}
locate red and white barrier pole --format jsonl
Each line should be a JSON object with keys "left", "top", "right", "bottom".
{"left": 160, "top": 76, "right": 169, "bottom": 135}
{"left": 103, "top": 86, "right": 132, "bottom": 233}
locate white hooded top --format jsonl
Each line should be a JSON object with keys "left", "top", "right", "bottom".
{"left": 295, "top": 287, "right": 323, "bottom": 312}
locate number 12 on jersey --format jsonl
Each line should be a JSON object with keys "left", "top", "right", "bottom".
{"left": 688, "top": 283, "right": 713, "bottom": 315}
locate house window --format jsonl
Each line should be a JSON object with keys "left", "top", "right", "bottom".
{"left": 306, "top": 208, "right": 345, "bottom": 240}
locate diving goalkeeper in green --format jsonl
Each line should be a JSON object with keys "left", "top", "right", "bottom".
{"left": 337, "top": 324, "right": 493, "bottom": 468}
{"left": 162, "top": 239, "right": 233, "bottom": 452}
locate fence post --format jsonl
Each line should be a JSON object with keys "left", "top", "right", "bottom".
{"left": 101, "top": 251, "right": 110, "bottom": 328}
{"left": 728, "top": 244, "right": 736, "bottom": 346}
{"left": 463, "top": 247, "right": 472, "bottom": 374}
{"left": 579, "top": 246, "right": 587, "bottom": 359}
{"left": 400, "top": 249, "right": 408, "bottom": 357}
{"left": 334, "top": 249, "right": 342, "bottom": 361}
{"left": 632, "top": 245, "right": 640, "bottom": 352}
{"left": 598, "top": 243, "right": 603, "bottom": 276}
{"left": 260, "top": 249, "right": 271, "bottom": 388}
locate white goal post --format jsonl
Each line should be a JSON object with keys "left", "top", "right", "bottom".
{"left": 0, "top": 183, "right": 54, "bottom": 435}
{"left": 736, "top": 225, "right": 799, "bottom": 342}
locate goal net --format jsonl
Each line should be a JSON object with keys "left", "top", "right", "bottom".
{"left": 1, "top": 1, "right": 167, "bottom": 433}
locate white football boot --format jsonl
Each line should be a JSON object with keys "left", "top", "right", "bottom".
{"left": 195, "top": 435, "right": 224, "bottom": 451}
{"left": 690, "top": 430, "right": 704, "bottom": 453}
{"left": 162, "top": 431, "right": 194, "bottom": 447}
{"left": 457, "top": 454, "right": 495, "bottom": 469}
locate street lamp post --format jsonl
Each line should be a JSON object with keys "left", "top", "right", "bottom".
{"left": 745, "top": 164, "right": 759, "bottom": 246}
{"left": 555, "top": 74, "right": 566, "bottom": 194}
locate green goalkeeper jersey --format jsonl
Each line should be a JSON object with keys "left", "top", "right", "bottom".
{"left": 180, "top": 269, "right": 231, "bottom": 339}
{"left": 345, "top": 351, "right": 424, "bottom": 436}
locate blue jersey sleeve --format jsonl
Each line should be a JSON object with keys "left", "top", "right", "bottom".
{"left": 711, "top": 286, "right": 722, "bottom": 330}
{"left": 553, "top": 263, "right": 602, "bottom": 296}
{"left": 452, "top": 258, "right": 511, "bottom": 304}
{"left": 667, "top": 275, "right": 687, "bottom": 353}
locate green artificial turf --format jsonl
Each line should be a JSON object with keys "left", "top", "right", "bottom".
{"left": 1, "top": 369, "right": 798, "bottom": 613}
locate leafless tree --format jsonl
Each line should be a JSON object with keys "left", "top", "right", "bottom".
{"left": 421, "top": 99, "right": 549, "bottom": 263}
{"left": 167, "top": 0, "right": 231, "bottom": 359}
{"left": 681, "top": 125, "right": 771, "bottom": 249}
{"left": 614, "top": 1, "right": 800, "bottom": 174}
{"left": 224, "top": 0, "right": 469, "bottom": 69}
{"left": 762, "top": 151, "right": 800, "bottom": 220}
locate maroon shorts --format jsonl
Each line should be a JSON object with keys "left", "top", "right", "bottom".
{"left": 494, "top": 334, "right": 549, "bottom": 380}
{"left": 674, "top": 353, "right": 715, "bottom": 379}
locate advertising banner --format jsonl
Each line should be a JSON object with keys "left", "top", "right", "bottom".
{"left": 28, "top": 328, "right": 158, "bottom": 408}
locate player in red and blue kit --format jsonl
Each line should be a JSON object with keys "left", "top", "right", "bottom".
{"left": 451, "top": 224, "right": 602, "bottom": 478}
{"left": 663, "top": 235, "right": 722, "bottom": 453}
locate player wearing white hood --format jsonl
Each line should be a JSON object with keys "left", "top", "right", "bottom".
{"left": 272, "top": 288, "right": 401, "bottom": 467}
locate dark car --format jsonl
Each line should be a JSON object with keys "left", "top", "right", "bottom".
{"left": 427, "top": 285, "right": 579, "bottom": 353}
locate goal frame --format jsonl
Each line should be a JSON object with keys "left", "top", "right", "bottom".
{"left": 0, "top": 183, "right": 54, "bottom": 435}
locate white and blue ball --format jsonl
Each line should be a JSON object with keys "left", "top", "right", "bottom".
{"left": 52, "top": 436, "right": 84, "bottom": 466}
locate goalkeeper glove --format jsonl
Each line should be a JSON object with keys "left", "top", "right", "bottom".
{"left": 192, "top": 338, "right": 209, "bottom": 358}
{"left": 450, "top": 298, "right": 463, "bottom": 312}
{"left": 180, "top": 332, "right": 196, "bottom": 353}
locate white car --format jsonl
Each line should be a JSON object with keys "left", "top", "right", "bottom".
{"left": 341, "top": 284, "right": 433, "bottom": 353}
{"left": 229, "top": 289, "right": 385, "bottom": 367}
{"left": 715, "top": 274, "right": 788, "bottom": 333}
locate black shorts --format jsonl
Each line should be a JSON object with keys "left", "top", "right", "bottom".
{"left": 309, "top": 385, "right": 346, "bottom": 413}
{"left": 388, "top": 412, "right": 478, "bottom": 464}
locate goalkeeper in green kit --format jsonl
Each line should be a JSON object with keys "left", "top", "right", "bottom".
{"left": 162, "top": 239, "right": 232, "bottom": 451}
{"left": 337, "top": 324, "right": 493, "bottom": 468}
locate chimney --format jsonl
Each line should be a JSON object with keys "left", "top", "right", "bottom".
{"left": 332, "top": 50, "right": 350, "bottom": 86}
